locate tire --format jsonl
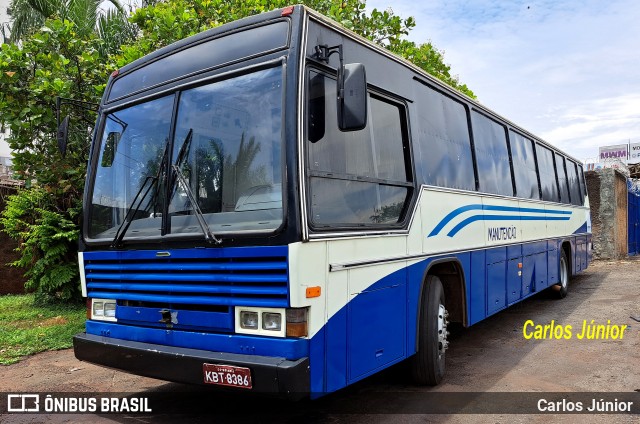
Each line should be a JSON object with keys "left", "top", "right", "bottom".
{"left": 410, "top": 275, "right": 448, "bottom": 385}
{"left": 553, "top": 249, "right": 569, "bottom": 299}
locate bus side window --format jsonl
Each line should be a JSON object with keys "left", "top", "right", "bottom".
{"left": 471, "top": 111, "right": 513, "bottom": 196}
{"left": 566, "top": 160, "right": 583, "bottom": 206}
{"left": 555, "top": 153, "right": 570, "bottom": 204}
{"left": 578, "top": 164, "right": 587, "bottom": 200}
{"left": 508, "top": 131, "right": 540, "bottom": 200}
{"left": 307, "top": 71, "right": 412, "bottom": 227}
{"left": 414, "top": 81, "right": 475, "bottom": 191}
{"left": 536, "top": 143, "right": 559, "bottom": 202}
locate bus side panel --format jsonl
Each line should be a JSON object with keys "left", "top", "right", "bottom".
{"left": 506, "top": 244, "right": 522, "bottom": 305}
{"left": 569, "top": 236, "right": 577, "bottom": 273}
{"left": 469, "top": 250, "right": 487, "bottom": 325}
{"left": 324, "top": 307, "right": 347, "bottom": 393}
{"left": 574, "top": 235, "right": 587, "bottom": 274}
{"left": 457, "top": 252, "right": 473, "bottom": 327}
{"left": 309, "top": 326, "right": 325, "bottom": 395}
{"left": 324, "top": 266, "right": 348, "bottom": 393}
{"left": 347, "top": 269, "right": 406, "bottom": 382}
{"left": 579, "top": 235, "right": 588, "bottom": 271}
{"left": 573, "top": 236, "right": 581, "bottom": 274}
{"left": 406, "top": 259, "right": 430, "bottom": 358}
{"left": 321, "top": 266, "right": 409, "bottom": 392}
{"left": 522, "top": 240, "right": 548, "bottom": 294}
{"left": 535, "top": 253, "right": 549, "bottom": 292}
{"left": 547, "top": 240, "right": 560, "bottom": 286}
{"left": 486, "top": 257, "right": 506, "bottom": 315}
{"left": 506, "top": 257, "right": 522, "bottom": 305}
{"left": 485, "top": 247, "right": 507, "bottom": 316}
{"left": 521, "top": 253, "right": 536, "bottom": 298}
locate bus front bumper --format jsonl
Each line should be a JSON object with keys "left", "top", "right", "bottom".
{"left": 73, "top": 333, "right": 309, "bottom": 397}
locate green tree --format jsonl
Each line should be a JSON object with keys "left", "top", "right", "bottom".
{"left": 0, "top": 20, "right": 112, "bottom": 301}
{"left": 7, "top": 0, "right": 136, "bottom": 55}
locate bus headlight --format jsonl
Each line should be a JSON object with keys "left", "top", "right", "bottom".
{"left": 240, "top": 311, "right": 259, "bottom": 330}
{"left": 234, "top": 307, "right": 308, "bottom": 338}
{"left": 262, "top": 312, "right": 282, "bottom": 331}
{"left": 90, "top": 298, "right": 117, "bottom": 322}
{"left": 92, "top": 301, "right": 104, "bottom": 317}
{"left": 104, "top": 302, "right": 116, "bottom": 318}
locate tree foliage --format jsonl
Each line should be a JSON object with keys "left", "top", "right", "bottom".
{"left": 0, "top": 20, "right": 112, "bottom": 300}
{"left": 1, "top": 187, "right": 80, "bottom": 301}
{"left": 0, "top": 0, "right": 474, "bottom": 302}
{"left": 8, "top": 0, "right": 136, "bottom": 56}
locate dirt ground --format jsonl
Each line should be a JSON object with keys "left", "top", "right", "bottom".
{"left": 0, "top": 258, "right": 638, "bottom": 423}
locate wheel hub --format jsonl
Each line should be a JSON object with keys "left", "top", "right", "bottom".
{"left": 437, "top": 304, "right": 449, "bottom": 358}
{"left": 560, "top": 257, "right": 568, "bottom": 288}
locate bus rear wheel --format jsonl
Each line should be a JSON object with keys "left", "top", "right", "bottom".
{"left": 553, "top": 249, "right": 570, "bottom": 299}
{"left": 410, "top": 275, "right": 448, "bottom": 385}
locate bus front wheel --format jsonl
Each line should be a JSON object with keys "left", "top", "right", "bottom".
{"left": 410, "top": 275, "right": 448, "bottom": 385}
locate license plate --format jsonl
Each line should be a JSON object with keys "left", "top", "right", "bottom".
{"left": 203, "top": 363, "right": 252, "bottom": 389}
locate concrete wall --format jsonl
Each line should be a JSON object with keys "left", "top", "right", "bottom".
{"left": 585, "top": 168, "right": 628, "bottom": 260}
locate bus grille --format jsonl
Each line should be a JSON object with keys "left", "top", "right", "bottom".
{"left": 83, "top": 246, "right": 289, "bottom": 309}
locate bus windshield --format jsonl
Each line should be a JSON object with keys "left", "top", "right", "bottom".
{"left": 88, "top": 66, "right": 284, "bottom": 241}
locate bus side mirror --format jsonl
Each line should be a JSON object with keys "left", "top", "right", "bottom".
{"left": 57, "top": 116, "right": 70, "bottom": 158}
{"left": 338, "top": 63, "right": 367, "bottom": 131}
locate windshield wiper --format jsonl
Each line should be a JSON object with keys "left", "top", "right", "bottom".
{"left": 111, "top": 175, "right": 157, "bottom": 248}
{"left": 171, "top": 164, "right": 221, "bottom": 245}
{"left": 151, "top": 138, "right": 170, "bottom": 219}
{"left": 111, "top": 129, "right": 221, "bottom": 247}
{"left": 111, "top": 140, "right": 170, "bottom": 248}
{"left": 168, "top": 128, "right": 221, "bottom": 244}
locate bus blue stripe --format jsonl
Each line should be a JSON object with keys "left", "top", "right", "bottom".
{"left": 428, "top": 204, "right": 483, "bottom": 237}
{"left": 447, "top": 214, "right": 571, "bottom": 237}
{"left": 428, "top": 204, "right": 573, "bottom": 237}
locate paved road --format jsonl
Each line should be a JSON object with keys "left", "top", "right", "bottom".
{"left": 1, "top": 259, "right": 639, "bottom": 423}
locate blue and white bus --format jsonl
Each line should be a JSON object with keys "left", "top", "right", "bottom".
{"left": 72, "top": 5, "right": 592, "bottom": 397}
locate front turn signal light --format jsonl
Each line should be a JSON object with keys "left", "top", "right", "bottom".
{"left": 286, "top": 308, "right": 308, "bottom": 337}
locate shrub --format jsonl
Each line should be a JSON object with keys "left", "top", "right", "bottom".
{"left": 1, "top": 187, "right": 80, "bottom": 301}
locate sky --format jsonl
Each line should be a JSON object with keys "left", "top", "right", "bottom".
{"left": 367, "top": 0, "right": 640, "bottom": 162}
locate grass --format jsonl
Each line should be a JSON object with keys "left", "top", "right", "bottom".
{"left": 0, "top": 294, "right": 86, "bottom": 365}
